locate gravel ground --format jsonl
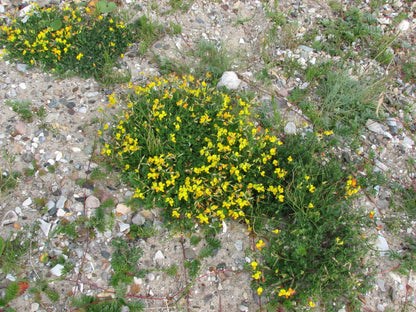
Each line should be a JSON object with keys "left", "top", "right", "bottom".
{"left": 0, "top": 0, "right": 416, "bottom": 311}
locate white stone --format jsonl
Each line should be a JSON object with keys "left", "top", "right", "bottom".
{"left": 375, "top": 234, "right": 389, "bottom": 253}
{"left": 284, "top": 122, "right": 297, "bottom": 135}
{"left": 19, "top": 82, "right": 27, "bottom": 90}
{"left": 57, "top": 209, "right": 66, "bottom": 217}
{"left": 15, "top": 207, "right": 23, "bottom": 216}
{"left": 22, "top": 197, "right": 32, "bottom": 207}
{"left": 55, "top": 151, "right": 63, "bottom": 161}
{"left": 6, "top": 273, "right": 16, "bottom": 281}
{"left": 71, "top": 147, "right": 82, "bottom": 153}
{"left": 397, "top": 20, "right": 410, "bottom": 32}
{"left": 30, "top": 303, "right": 40, "bottom": 312}
{"left": 388, "top": 272, "right": 402, "bottom": 284}
{"left": 217, "top": 71, "right": 241, "bottom": 90}
{"left": 154, "top": 250, "right": 165, "bottom": 261}
{"left": 118, "top": 222, "right": 130, "bottom": 233}
{"left": 50, "top": 264, "right": 65, "bottom": 277}
{"left": 38, "top": 219, "right": 51, "bottom": 237}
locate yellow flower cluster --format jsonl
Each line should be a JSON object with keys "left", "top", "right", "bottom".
{"left": 345, "top": 176, "right": 361, "bottom": 197}
{"left": 103, "top": 74, "right": 291, "bottom": 228}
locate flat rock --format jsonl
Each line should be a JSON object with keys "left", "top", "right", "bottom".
{"left": 50, "top": 264, "right": 65, "bottom": 277}
{"left": 85, "top": 195, "right": 100, "bottom": 209}
{"left": 119, "top": 222, "right": 130, "bottom": 232}
{"left": 132, "top": 213, "right": 146, "bottom": 226}
{"left": 56, "top": 196, "right": 67, "bottom": 209}
{"left": 1, "top": 210, "right": 18, "bottom": 226}
{"left": 116, "top": 203, "right": 131, "bottom": 215}
{"left": 366, "top": 119, "right": 392, "bottom": 139}
{"left": 14, "top": 122, "right": 27, "bottom": 135}
{"left": 38, "top": 219, "right": 51, "bottom": 237}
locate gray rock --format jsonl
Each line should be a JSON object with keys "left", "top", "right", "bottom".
{"left": 366, "top": 119, "right": 392, "bottom": 139}
{"left": 377, "top": 304, "right": 385, "bottom": 312}
{"left": 217, "top": 71, "right": 241, "bottom": 90}
{"left": 234, "top": 240, "right": 243, "bottom": 251}
{"left": 375, "top": 278, "right": 386, "bottom": 292}
{"left": 184, "top": 248, "right": 196, "bottom": 259}
{"left": 16, "top": 63, "right": 28, "bottom": 73}
{"left": 21, "top": 152, "right": 34, "bottom": 163}
{"left": 132, "top": 213, "right": 146, "bottom": 226}
{"left": 385, "top": 117, "right": 399, "bottom": 136}
{"left": 101, "top": 250, "right": 111, "bottom": 259}
{"left": 48, "top": 98, "right": 59, "bottom": 109}
{"left": 298, "top": 45, "right": 314, "bottom": 52}
{"left": 284, "top": 122, "right": 297, "bottom": 135}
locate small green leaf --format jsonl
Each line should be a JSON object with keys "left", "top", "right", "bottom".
{"left": 50, "top": 20, "right": 62, "bottom": 31}
{"left": 96, "top": 0, "right": 117, "bottom": 13}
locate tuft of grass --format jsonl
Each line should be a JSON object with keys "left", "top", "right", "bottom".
{"left": 6, "top": 100, "right": 34, "bottom": 121}
{"left": 132, "top": 15, "right": 164, "bottom": 55}
{"left": 110, "top": 237, "right": 144, "bottom": 286}
{"left": 290, "top": 66, "right": 387, "bottom": 136}
{"left": 0, "top": 171, "right": 21, "bottom": 193}
{"left": 155, "top": 39, "right": 231, "bottom": 83}
{"left": 0, "top": 231, "right": 33, "bottom": 274}
{"left": 72, "top": 295, "right": 144, "bottom": 312}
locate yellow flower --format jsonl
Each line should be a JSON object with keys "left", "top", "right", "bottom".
{"left": 287, "top": 155, "right": 293, "bottom": 162}
{"left": 278, "top": 288, "right": 295, "bottom": 299}
{"left": 336, "top": 237, "right": 344, "bottom": 245}
{"left": 272, "top": 228, "right": 280, "bottom": 234}
{"left": 308, "top": 202, "right": 314, "bottom": 208}
{"left": 308, "top": 300, "right": 316, "bottom": 307}
{"left": 76, "top": 52, "right": 83, "bottom": 60}
{"left": 251, "top": 271, "right": 261, "bottom": 280}
{"left": 308, "top": 184, "right": 316, "bottom": 193}
{"left": 257, "top": 287, "right": 263, "bottom": 296}
{"left": 172, "top": 210, "right": 180, "bottom": 218}
{"left": 256, "top": 239, "right": 266, "bottom": 250}
{"left": 251, "top": 261, "right": 258, "bottom": 271}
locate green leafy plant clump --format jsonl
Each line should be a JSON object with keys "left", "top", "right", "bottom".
{"left": 0, "top": 2, "right": 133, "bottom": 80}
{"left": 100, "top": 74, "right": 373, "bottom": 308}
